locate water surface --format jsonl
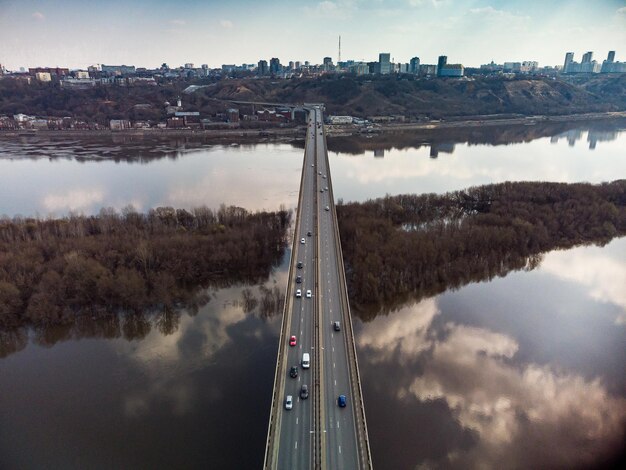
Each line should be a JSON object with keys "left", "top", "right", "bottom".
{"left": 1, "top": 121, "right": 625, "bottom": 468}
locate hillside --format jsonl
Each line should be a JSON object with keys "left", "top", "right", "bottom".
{"left": 1, "top": 74, "right": 624, "bottom": 124}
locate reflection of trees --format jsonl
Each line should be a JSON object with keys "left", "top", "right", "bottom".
{"left": 239, "top": 285, "right": 284, "bottom": 319}
{"left": 324, "top": 118, "right": 626, "bottom": 156}
{"left": 338, "top": 180, "right": 626, "bottom": 320}
{"left": 0, "top": 135, "right": 290, "bottom": 164}
{"left": 0, "top": 328, "right": 28, "bottom": 358}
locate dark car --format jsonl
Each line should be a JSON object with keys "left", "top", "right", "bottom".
{"left": 333, "top": 321, "right": 341, "bottom": 331}
{"left": 290, "top": 366, "right": 298, "bottom": 378}
{"left": 297, "top": 261, "right": 303, "bottom": 269}
{"left": 300, "top": 384, "right": 309, "bottom": 400}
{"left": 338, "top": 395, "right": 346, "bottom": 407}
{"left": 296, "top": 275, "right": 302, "bottom": 284}
{"left": 307, "top": 230, "right": 312, "bottom": 237}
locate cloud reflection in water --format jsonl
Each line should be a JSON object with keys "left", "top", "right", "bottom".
{"left": 357, "top": 241, "right": 626, "bottom": 468}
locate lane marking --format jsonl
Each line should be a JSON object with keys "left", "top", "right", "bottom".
{"left": 295, "top": 441, "right": 298, "bottom": 450}
{"left": 296, "top": 417, "right": 299, "bottom": 424}
{"left": 339, "top": 445, "right": 342, "bottom": 454}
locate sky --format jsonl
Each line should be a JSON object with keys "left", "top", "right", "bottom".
{"left": 0, "top": 0, "right": 624, "bottom": 70}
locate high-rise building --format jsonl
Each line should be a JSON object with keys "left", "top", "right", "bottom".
{"left": 269, "top": 58, "right": 281, "bottom": 74}
{"left": 379, "top": 53, "right": 391, "bottom": 74}
{"left": 323, "top": 57, "right": 334, "bottom": 70}
{"left": 607, "top": 51, "right": 615, "bottom": 63}
{"left": 409, "top": 57, "right": 420, "bottom": 74}
{"left": 437, "top": 55, "right": 447, "bottom": 76}
{"left": 257, "top": 60, "right": 268, "bottom": 76}
{"left": 581, "top": 51, "right": 593, "bottom": 64}
{"left": 289, "top": 61, "right": 295, "bottom": 70}
{"left": 563, "top": 52, "right": 574, "bottom": 72}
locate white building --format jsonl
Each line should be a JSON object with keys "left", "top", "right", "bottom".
{"left": 328, "top": 115, "right": 353, "bottom": 125}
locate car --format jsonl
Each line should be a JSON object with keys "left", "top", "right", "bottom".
{"left": 333, "top": 321, "right": 341, "bottom": 331}
{"left": 318, "top": 171, "right": 322, "bottom": 175}
{"left": 325, "top": 187, "right": 328, "bottom": 191}
{"left": 323, "top": 175, "right": 327, "bottom": 179}
{"left": 296, "top": 275, "right": 302, "bottom": 284}
{"left": 300, "top": 237, "right": 305, "bottom": 244}
{"left": 285, "top": 395, "right": 293, "bottom": 410}
{"left": 290, "top": 366, "right": 298, "bottom": 378}
{"left": 290, "top": 335, "right": 297, "bottom": 346}
{"left": 296, "top": 289, "right": 302, "bottom": 298}
{"left": 325, "top": 206, "right": 330, "bottom": 211}
{"left": 300, "top": 384, "right": 309, "bottom": 400}
{"left": 307, "top": 230, "right": 312, "bottom": 237}
{"left": 297, "top": 261, "right": 303, "bottom": 269}
{"left": 311, "top": 164, "right": 314, "bottom": 167}
{"left": 306, "top": 289, "right": 312, "bottom": 298}
{"left": 338, "top": 395, "right": 346, "bottom": 407}
{"left": 320, "top": 189, "right": 324, "bottom": 193}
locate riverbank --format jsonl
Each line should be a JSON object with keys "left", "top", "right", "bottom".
{"left": 2, "top": 111, "right": 626, "bottom": 142}
{"left": 325, "top": 110, "right": 626, "bottom": 136}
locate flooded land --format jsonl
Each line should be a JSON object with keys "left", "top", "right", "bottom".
{"left": 0, "top": 120, "right": 625, "bottom": 469}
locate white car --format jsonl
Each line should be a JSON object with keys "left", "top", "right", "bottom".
{"left": 306, "top": 290, "right": 312, "bottom": 298}
{"left": 325, "top": 206, "right": 330, "bottom": 211}
{"left": 296, "top": 289, "right": 302, "bottom": 298}
{"left": 285, "top": 395, "right": 293, "bottom": 410}
{"left": 301, "top": 238, "right": 305, "bottom": 244}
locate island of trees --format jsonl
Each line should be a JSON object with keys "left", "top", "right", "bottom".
{"left": 336, "top": 180, "right": 626, "bottom": 319}
{"left": 0, "top": 205, "right": 291, "bottom": 332}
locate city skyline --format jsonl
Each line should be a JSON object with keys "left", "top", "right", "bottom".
{"left": 0, "top": 0, "right": 625, "bottom": 70}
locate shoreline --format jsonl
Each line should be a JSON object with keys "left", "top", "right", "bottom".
{"left": 1, "top": 111, "right": 625, "bottom": 141}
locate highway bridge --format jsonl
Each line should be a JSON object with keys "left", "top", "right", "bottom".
{"left": 264, "top": 107, "right": 372, "bottom": 469}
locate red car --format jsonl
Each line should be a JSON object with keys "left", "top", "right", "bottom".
{"left": 290, "top": 335, "right": 297, "bottom": 347}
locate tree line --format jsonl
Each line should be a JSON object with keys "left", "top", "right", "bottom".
{"left": 0, "top": 205, "right": 291, "bottom": 329}
{"left": 336, "top": 180, "right": 626, "bottom": 320}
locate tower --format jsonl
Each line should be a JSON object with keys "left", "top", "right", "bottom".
{"left": 607, "top": 51, "right": 615, "bottom": 63}
{"left": 338, "top": 35, "right": 341, "bottom": 63}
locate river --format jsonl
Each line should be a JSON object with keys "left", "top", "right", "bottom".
{"left": 0, "top": 120, "right": 624, "bottom": 468}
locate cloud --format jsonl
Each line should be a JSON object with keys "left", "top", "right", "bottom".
{"left": 407, "top": 322, "right": 626, "bottom": 467}
{"left": 303, "top": 1, "right": 354, "bottom": 19}
{"left": 408, "top": 0, "right": 446, "bottom": 6}
{"left": 540, "top": 244, "right": 626, "bottom": 324}
{"left": 43, "top": 188, "right": 104, "bottom": 213}
{"left": 169, "top": 19, "right": 186, "bottom": 26}
{"left": 358, "top": 296, "right": 626, "bottom": 467}
{"left": 617, "top": 7, "right": 626, "bottom": 15}
{"left": 32, "top": 11, "right": 45, "bottom": 21}
{"left": 358, "top": 298, "right": 439, "bottom": 363}
{"left": 219, "top": 19, "right": 233, "bottom": 28}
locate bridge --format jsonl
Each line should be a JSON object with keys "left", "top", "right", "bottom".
{"left": 264, "top": 106, "right": 372, "bottom": 469}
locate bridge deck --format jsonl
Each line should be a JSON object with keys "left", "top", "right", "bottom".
{"left": 264, "top": 107, "right": 372, "bottom": 469}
